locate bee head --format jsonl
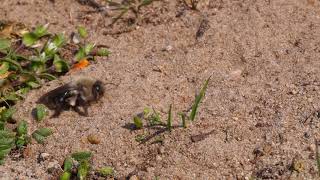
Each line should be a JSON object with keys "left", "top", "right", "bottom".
{"left": 92, "top": 80, "right": 104, "bottom": 100}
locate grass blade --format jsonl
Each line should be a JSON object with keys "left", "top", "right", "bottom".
{"left": 189, "top": 77, "right": 210, "bottom": 121}
{"left": 179, "top": 112, "right": 187, "bottom": 128}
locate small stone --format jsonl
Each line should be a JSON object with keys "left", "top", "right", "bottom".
{"left": 292, "top": 160, "right": 304, "bottom": 172}
{"left": 229, "top": 69, "right": 243, "bottom": 80}
{"left": 291, "top": 90, "right": 298, "bottom": 95}
{"left": 87, "top": 134, "right": 101, "bottom": 144}
{"left": 162, "top": 45, "right": 173, "bottom": 52}
{"left": 158, "top": 147, "right": 165, "bottom": 154}
{"left": 165, "top": 45, "right": 173, "bottom": 51}
{"left": 40, "top": 153, "right": 50, "bottom": 160}
{"left": 47, "top": 160, "right": 61, "bottom": 174}
{"left": 156, "top": 155, "right": 162, "bottom": 161}
{"left": 146, "top": 167, "right": 155, "bottom": 173}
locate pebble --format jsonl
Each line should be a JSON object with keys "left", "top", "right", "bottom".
{"left": 156, "top": 155, "right": 162, "bottom": 161}
{"left": 162, "top": 45, "right": 173, "bottom": 52}
{"left": 47, "top": 160, "right": 61, "bottom": 174}
{"left": 87, "top": 134, "right": 101, "bottom": 144}
{"left": 229, "top": 69, "right": 242, "bottom": 80}
{"left": 158, "top": 147, "right": 165, "bottom": 154}
{"left": 39, "top": 153, "right": 50, "bottom": 161}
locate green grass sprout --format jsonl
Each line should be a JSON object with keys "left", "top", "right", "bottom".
{"left": 189, "top": 76, "right": 210, "bottom": 121}
{"left": 133, "top": 116, "right": 143, "bottom": 129}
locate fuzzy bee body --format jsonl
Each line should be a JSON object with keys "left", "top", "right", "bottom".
{"left": 38, "top": 77, "right": 104, "bottom": 117}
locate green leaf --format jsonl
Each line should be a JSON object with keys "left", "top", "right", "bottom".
{"left": 53, "top": 55, "right": 69, "bottom": 73}
{"left": 33, "top": 24, "right": 49, "bottom": 38}
{"left": 0, "top": 138, "right": 15, "bottom": 146}
{"left": 15, "top": 87, "right": 30, "bottom": 97}
{"left": 77, "top": 160, "right": 90, "bottom": 180}
{"left": 0, "top": 122, "right": 4, "bottom": 130}
{"left": 22, "top": 33, "right": 38, "bottom": 46}
{"left": 97, "top": 48, "right": 110, "bottom": 56}
{"left": 17, "top": 120, "right": 27, "bottom": 136}
{"left": 167, "top": 104, "right": 172, "bottom": 131}
{"left": 3, "top": 93, "right": 19, "bottom": 102}
{"left": 71, "top": 151, "right": 92, "bottom": 162}
{"left": 32, "top": 128, "right": 52, "bottom": 144}
{"left": 189, "top": 77, "right": 210, "bottom": 121}
{"left": 149, "top": 108, "right": 162, "bottom": 126}
{"left": 0, "top": 39, "right": 10, "bottom": 50}
{"left": 32, "top": 132, "right": 45, "bottom": 144}
{"left": 143, "top": 107, "right": 151, "bottom": 118}
{"left": 45, "top": 34, "right": 65, "bottom": 57}
{"left": 84, "top": 44, "right": 95, "bottom": 55}
{"left": 35, "top": 104, "right": 48, "bottom": 122}
{"left": 78, "top": 26, "right": 88, "bottom": 38}
{"left": 63, "top": 157, "right": 73, "bottom": 172}
{"left": 75, "top": 47, "right": 85, "bottom": 61}
{"left": 26, "top": 81, "right": 41, "bottom": 89}
{"left": 35, "top": 128, "right": 52, "bottom": 137}
{"left": 0, "top": 62, "right": 9, "bottom": 75}
{"left": 59, "top": 172, "right": 71, "bottom": 180}
{"left": 133, "top": 116, "right": 143, "bottom": 129}
{"left": 97, "top": 166, "right": 114, "bottom": 177}
{"left": 2, "top": 58, "right": 23, "bottom": 72}
{"left": 0, "top": 130, "right": 15, "bottom": 163}
{"left": 15, "top": 121, "right": 30, "bottom": 148}
{"left": 0, "top": 107, "right": 16, "bottom": 122}
{"left": 16, "top": 135, "right": 30, "bottom": 148}
{"left": 22, "top": 24, "right": 48, "bottom": 46}
{"left": 30, "top": 61, "right": 45, "bottom": 73}
{"left": 38, "top": 73, "right": 56, "bottom": 80}
{"left": 52, "top": 33, "right": 65, "bottom": 48}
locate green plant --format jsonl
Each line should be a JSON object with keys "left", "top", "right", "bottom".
{"left": 130, "top": 77, "right": 210, "bottom": 143}
{"left": 0, "top": 130, "right": 15, "bottom": 164}
{"left": 97, "top": 166, "right": 114, "bottom": 177}
{"left": 189, "top": 76, "right": 210, "bottom": 121}
{"left": 32, "top": 127, "right": 52, "bottom": 144}
{"left": 15, "top": 120, "right": 30, "bottom": 148}
{"left": 106, "top": 0, "right": 157, "bottom": 25}
{"left": 71, "top": 151, "right": 92, "bottom": 162}
{"left": 133, "top": 116, "right": 143, "bottom": 129}
{"left": 34, "top": 104, "right": 48, "bottom": 122}
{"left": 60, "top": 151, "right": 92, "bottom": 180}
{"left": 78, "top": 160, "right": 90, "bottom": 180}
{"left": 0, "top": 23, "right": 110, "bottom": 109}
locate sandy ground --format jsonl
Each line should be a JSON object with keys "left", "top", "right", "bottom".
{"left": 1, "top": 0, "right": 320, "bottom": 179}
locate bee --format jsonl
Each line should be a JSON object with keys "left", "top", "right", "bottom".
{"left": 38, "top": 77, "right": 104, "bottom": 117}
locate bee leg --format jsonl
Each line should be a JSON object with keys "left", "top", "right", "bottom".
{"left": 73, "top": 105, "right": 89, "bottom": 117}
{"left": 51, "top": 108, "right": 62, "bottom": 118}
{"left": 83, "top": 104, "right": 89, "bottom": 116}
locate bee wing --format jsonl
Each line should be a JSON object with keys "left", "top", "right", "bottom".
{"left": 37, "top": 83, "right": 78, "bottom": 107}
